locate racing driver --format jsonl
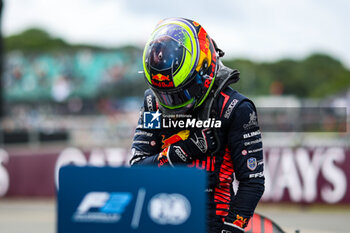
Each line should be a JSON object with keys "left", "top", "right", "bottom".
{"left": 130, "top": 18, "right": 265, "bottom": 233}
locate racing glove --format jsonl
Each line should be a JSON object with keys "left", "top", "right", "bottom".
{"left": 157, "top": 128, "right": 217, "bottom": 166}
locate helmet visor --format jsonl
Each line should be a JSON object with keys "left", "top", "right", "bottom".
{"left": 152, "top": 74, "right": 206, "bottom": 109}
{"left": 143, "top": 23, "right": 197, "bottom": 87}
{"left": 155, "top": 88, "right": 195, "bottom": 109}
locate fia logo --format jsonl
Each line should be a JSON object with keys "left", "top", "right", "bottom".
{"left": 148, "top": 193, "right": 191, "bottom": 225}
{"left": 144, "top": 110, "right": 161, "bottom": 129}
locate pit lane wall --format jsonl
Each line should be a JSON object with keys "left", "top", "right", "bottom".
{"left": 0, "top": 147, "right": 349, "bottom": 204}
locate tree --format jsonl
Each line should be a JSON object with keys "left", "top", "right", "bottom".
{"left": 224, "top": 54, "right": 350, "bottom": 98}
{"left": 4, "top": 28, "right": 69, "bottom": 52}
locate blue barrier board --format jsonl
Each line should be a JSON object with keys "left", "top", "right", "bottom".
{"left": 58, "top": 166, "right": 206, "bottom": 233}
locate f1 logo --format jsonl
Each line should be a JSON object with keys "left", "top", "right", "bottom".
{"left": 144, "top": 110, "right": 161, "bottom": 129}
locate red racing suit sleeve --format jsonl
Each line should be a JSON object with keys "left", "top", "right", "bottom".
{"left": 224, "top": 100, "right": 265, "bottom": 230}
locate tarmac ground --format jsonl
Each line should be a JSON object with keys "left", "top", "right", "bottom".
{"left": 0, "top": 198, "right": 349, "bottom": 233}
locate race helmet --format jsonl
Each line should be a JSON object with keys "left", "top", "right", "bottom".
{"left": 142, "top": 18, "right": 218, "bottom": 114}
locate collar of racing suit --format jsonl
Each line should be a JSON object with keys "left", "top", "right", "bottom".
{"left": 194, "top": 60, "right": 240, "bottom": 155}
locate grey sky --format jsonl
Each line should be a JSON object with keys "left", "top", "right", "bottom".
{"left": 3, "top": 0, "right": 350, "bottom": 67}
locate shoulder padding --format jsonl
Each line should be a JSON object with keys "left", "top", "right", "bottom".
{"left": 218, "top": 87, "right": 255, "bottom": 120}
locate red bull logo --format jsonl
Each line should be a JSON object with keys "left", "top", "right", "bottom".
{"left": 151, "top": 73, "right": 174, "bottom": 88}
{"left": 198, "top": 27, "right": 209, "bottom": 54}
{"left": 152, "top": 73, "right": 170, "bottom": 82}
{"left": 157, "top": 147, "right": 170, "bottom": 167}
{"left": 188, "top": 155, "right": 216, "bottom": 172}
{"left": 196, "top": 27, "right": 212, "bottom": 72}
{"left": 161, "top": 130, "right": 190, "bottom": 149}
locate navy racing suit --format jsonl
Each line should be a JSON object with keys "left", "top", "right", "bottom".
{"left": 130, "top": 82, "right": 265, "bottom": 232}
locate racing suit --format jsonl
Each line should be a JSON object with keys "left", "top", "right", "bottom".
{"left": 130, "top": 68, "right": 265, "bottom": 233}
